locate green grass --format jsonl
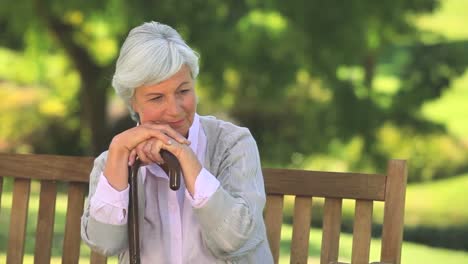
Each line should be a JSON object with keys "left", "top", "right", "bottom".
{"left": 405, "top": 172, "right": 468, "bottom": 227}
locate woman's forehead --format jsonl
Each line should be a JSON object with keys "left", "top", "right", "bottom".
{"left": 137, "top": 66, "right": 193, "bottom": 94}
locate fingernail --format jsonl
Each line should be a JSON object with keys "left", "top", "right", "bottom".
{"left": 167, "top": 139, "right": 173, "bottom": 145}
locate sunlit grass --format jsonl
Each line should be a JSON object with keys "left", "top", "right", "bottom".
{"left": 405, "top": 172, "right": 468, "bottom": 227}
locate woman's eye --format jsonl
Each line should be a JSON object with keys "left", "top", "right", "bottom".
{"left": 150, "top": 96, "right": 163, "bottom": 101}
{"left": 180, "top": 89, "right": 190, "bottom": 94}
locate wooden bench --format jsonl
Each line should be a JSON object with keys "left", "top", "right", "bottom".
{"left": 0, "top": 153, "right": 407, "bottom": 264}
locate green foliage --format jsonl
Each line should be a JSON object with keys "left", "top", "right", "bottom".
{"left": 422, "top": 70, "right": 468, "bottom": 138}
{"left": 0, "top": 0, "right": 467, "bottom": 172}
{"left": 376, "top": 123, "right": 468, "bottom": 182}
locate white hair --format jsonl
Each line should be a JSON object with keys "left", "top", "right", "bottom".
{"left": 112, "top": 21, "right": 199, "bottom": 121}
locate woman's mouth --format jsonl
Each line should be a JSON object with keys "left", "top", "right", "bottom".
{"left": 168, "top": 119, "right": 185, "bottom": 127}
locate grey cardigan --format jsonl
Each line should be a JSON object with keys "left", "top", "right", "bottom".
{"left": 81, "top": 115, "right": 274, "bottom": 263}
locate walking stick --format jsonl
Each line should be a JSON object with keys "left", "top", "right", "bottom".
{"left": 127, "top": 140, "right": 181, "bottom": 264}
{"left": 128, "top": 158, "right": 142, "bottom": 264}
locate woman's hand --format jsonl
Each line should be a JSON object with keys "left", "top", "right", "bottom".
{"left": 130, "top": 126, "right": 202, "bottom": 195}
{"left": 113, "top": 123, "right": 189, "bottom": 158}
{"left": 103, "top": 123, "right": 190, "bottom": 191}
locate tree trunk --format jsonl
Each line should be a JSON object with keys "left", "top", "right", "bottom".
{"left": 35, "top": 3, "right": 110, "bottom": 155}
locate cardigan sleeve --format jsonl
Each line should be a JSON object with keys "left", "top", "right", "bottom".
{"left": 193, "top": 128, "right": 268, "bottom": 260}
{"left": 80, "top": 151, "right": 129, "bottom": 256}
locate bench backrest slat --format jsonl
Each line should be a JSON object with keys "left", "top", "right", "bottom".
{"left": 290, "top": 196, "right": 312, "bottom": 264}
{"left": 91, "top": 251, "right": 108, "bottom": 264}
{"left": 381, "top": 160, "right": 407, "bottom": 264}
{"left": 7, "top": 178, "right": 31, "bottom": 264}
{"left": 0, "top": 177, "right": 3, "bottom": 214}
{"left": 351, "top": 199, "right": 373, "bottom": 263}
{"left": 34, "top": 180, "right": 57, "bottom": 264}
{"left": 0, "top": 153, "right": 93, "bottom": 182}
{"left": 263, "top": 168, "right": 386, "bottom": 200}
{"left": 62, "top": 182, "right": 86, "bottom": 264}
{"left": 264, "top": 194, "right": 284, "bottom": 264}
{"left": 320, "top": 197, "right": 343, "bottom": 264}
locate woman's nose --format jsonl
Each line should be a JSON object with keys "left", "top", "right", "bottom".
{"left": 166, "top": 97, "right": 182, "bottom": 116}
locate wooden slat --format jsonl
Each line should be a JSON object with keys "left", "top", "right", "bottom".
{"left": 264, "top": 194, "right": 284, "bottom": 264}
{"left": 91, "top": 251, "right": 107, "bottom": 264}
{"left": 381, "top": 160, "right": 407, "bottom": 264}
{"left": 62, "top": 182, "right": 86, "bottom": 264}
{"left": 34, "top": 180, "right": 57, "bottom": 264}
{"left": 6, "top": 178, "right": 31, "bottom": 264}
{"left": 263, "top": 168, "right": 386, "bottom": 200}
{"left": 0, "top": 153, "right": 94, "bottom": 182}
{"left": 351, "top": 200, "right": 373, "bottom": 264}
{"left": 290, "top": 196, "right": 312, "bottom": 264}
{"left": 320, "top": 198, "right": 342, "bottom": 264}
{"left": 0, "top": 177, "right": 3, "bottom": 213}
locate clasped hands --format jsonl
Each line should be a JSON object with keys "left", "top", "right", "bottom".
{"left": 106, "top": 122, "right": 201, "bottom": 194}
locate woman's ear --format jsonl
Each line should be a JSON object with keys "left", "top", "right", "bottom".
{"left": 135, "top": 112, "right": 141, "bottom": 124}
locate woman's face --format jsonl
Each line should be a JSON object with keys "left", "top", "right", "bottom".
{"left": 132, "top": 65, "right": 197, "bottom": 137}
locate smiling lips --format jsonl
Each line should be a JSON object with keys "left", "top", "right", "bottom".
{"left": 168, "top": 119, "right": 185, "bottom": 127}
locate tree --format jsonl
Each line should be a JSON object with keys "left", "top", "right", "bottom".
{"left": 2, "top": 0, "right": 467, "bottom": 178}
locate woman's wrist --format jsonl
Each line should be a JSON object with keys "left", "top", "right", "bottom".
{"left": 104, "top": 144, "right": 131, "bottom": 191}
{"left": 178, "top": 146, "right": 202, "bottom": 195}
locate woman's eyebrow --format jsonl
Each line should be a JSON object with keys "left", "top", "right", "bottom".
{"left": 143, "top": 81, "right": 191, "bottom": 97}
{"left": 176, "top": 81, "right": 190, "bottom": 89}
{"left": 144, "top": 92, "right": 163, "bottom": 97}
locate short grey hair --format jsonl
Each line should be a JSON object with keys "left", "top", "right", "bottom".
{"left": 112, "top": 21, "right": 199, "bottom": 121}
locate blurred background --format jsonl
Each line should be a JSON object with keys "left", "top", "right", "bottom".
{"left": 0, "top": 0, "right": 467, "bottom": 263}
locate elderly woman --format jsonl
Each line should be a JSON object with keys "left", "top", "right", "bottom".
{"left": 80, "top": 21, "right": 273, "bottom": 263}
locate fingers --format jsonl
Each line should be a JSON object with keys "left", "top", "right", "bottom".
{"left": 132, "top": 138, "right": 165, "bottom": 165}
{"left": 115, "top": 123, "right": 191, "bottom": 164}
{"left": 142, "top": 123, "right": 190, "bottom": 145}
{"left": 128, "top": 149, "right": 137, "bottom": 166}
{"left": 143, "top": 139, "right": 165, "bottom": 164}
{"left": 135, "top": 142, "right": 151, "bottom": 165}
